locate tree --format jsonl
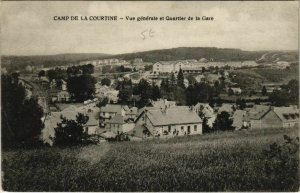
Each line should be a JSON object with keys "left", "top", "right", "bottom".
{"left": 262, "top": 86, "right": 267, "bottom": 96}
{"left": 47, "top": 68, "right": 67, "bottom": 81}
{"left": 236, "top": 99, "right": 246, "bottom": 110}
{"left": 202, "top": 117, "right": 211, "bottom": 133}
{"left": 101, "top": 78, "right": 111, "bottom": 86}
{"left": 38, "top": 70, "right": 46, "bottom": 77}
{"left": 137, "top": 79, "right": 152, "bottom": 107}
{"left": 151, "top": 84, "right": 161, "bottom": 101}
{"left": 228, "top": 88, "right": 234, "bottom": 96}
{"left": 212, "top": 111, "right": 234, "bottom": 131}
{"left": 170, "top": 72, "right": 176, "bottom": 88}
{"left": 187, "top": 75, "right": 196, "bottom": 86}
{"left": 118, "top": 89, "right": 132, "bottom": 104}
{"left": 185, "top": 82, "right": 215, "bottom": 106}
{"left": 286, "top": 79, "right": 299, "bottom": 103}
{"left": 2, "top": 75, "right": 43, "bottom": 149}
{"left": 53, "top": 113, "right": 89, "bottom": 146}
{"left": 177, "top": 68, "right": 185, "bottom": 88}
{"left": 82, "top": 64, "right": 94, "bottom": 74}
{"left": 145, "top": 64, "right": 153, "bottom": 71}
{"left": 97, "top": 97, "right": 109, "bottom": 108}
{"left": 269, "top": 89, "right": 289, "bottom": 106}
{"left": 67, "top": 74, "right": 96, "bottom": 102}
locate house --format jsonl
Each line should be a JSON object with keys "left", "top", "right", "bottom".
{"left": 193, "top": 103, "right": 216, "bottom": 128}
{"left": 135, "top": 106, "right": 202, "bottom": 137}
{"left": 105, "top": 114, "right": 135, "bottom": 134}
{"left": 198, "top": 58, "right": 208, "bottom": 63}
{"left": 261, "top": 83, "right": 283, "bottom": 93}
{"left": 50, "top": 90, "right": 71, "bottom": 102}
{"left": 99, "top": 104, "right": 128, "bottom": 127}
{"left": 245, "top": 105, "right": 271, "bottom": 129}
{"left": 205, "top": 74, "right": 221, "bottom": 84}
{"left": 227, "top": 87, "right": 242, "bottom": 95}
{"left": 133, "top": 58, "right": 143, "bottom": 63}
{"left": 195, "top": 74, "right": 206, "bottom": 82}
{"left": 152, "top": 61, "right": 185, "bottom": 75}
{"left": 95, "top": 84, "right": 119, "bottom": 103}
{"left": 217, "top": 103, "right": 236, "bottom": 115}
{"left": 271, "top": 106, "right": 299, "bottom": 128}
{"left": 126, "top": 124, "right": 151, "bottom": 139}
{"left": 181, "top": 66, "right": 203, "bottom": 74}
{"left": 232, "top": 110, "right": 247, "bottom": 130}
{"left": 246, "top": 106, "right": 299, "bottom": 129}
{"left": 125, "top": 107, "right": 138, "bottom": 120}
{"left": 42, "top": 108, "right": 99, "bottom": 145}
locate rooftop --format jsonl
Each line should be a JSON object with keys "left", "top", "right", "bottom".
{"left": 100, "top": 104, "right": 128, "bottom": 113}
{"left": 273, "top": 106, "right": 300, "bottom": 122}
{"left": 146, "top": 106, "right": 202, "bottom": 126}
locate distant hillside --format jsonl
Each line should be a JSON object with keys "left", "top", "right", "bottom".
{"left": 111, "top": 47, "right": 267, "bottom": 62}
{"left": 256, "top": 51, "right": 298, "bottom": 64}
{"left": 1, "top": 53, "right": 111, "bottom": 72}
{"left": 2, "top": 47, "right": 298, "bottom": 73}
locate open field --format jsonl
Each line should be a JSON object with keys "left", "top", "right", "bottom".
{"left": 2, "top": 127, "right": 299, "bottom": 191}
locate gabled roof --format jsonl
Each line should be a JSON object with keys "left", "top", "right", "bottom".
{"left": 62, "top": 105, "right": 78, "bottom": 112}
{"left": 145, "top": 106, "right": 202, "bottom": 126}
{"left": 194, "top": 103, "right": 214, "bottom": 117}
{"left": 100, "top": 104, "right": 128, "bottom": 113}
{"left": 106, "top": 114, "right": 125, "bottom": 124}
{"left": 232, "top": 110, "right": 247, "bottom": 128}
{"left": 248, "top": 105, "right": 271, "bottom": 120}
{"left": 218, "top": 104, "right": 235, "bottom": 114}
{"left": 127, "top": 124, "right": 150, "bottom": 138}
{"left": 126, "top": 107, "right": 138, "bottom": 116}
{"left": 85, "top": 112, "right": 99, "bottom": 126}
{"left": 273, "top": 106, "right": 300, "bottom": 123}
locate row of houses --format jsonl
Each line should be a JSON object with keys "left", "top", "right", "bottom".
{"left": 42, "top": 97, "right": 299, "bottom": 145}
{"left": 152, "top": 60, "right": 259, "bottom": 75}
{"left": 233, "top": 105, "right": 299, "bottom": 130}
{"left": 79, "top": 58, "right": 145, "bottom": 67}
{"left": 99, "top": 101, "right": 203, "bottom": 138}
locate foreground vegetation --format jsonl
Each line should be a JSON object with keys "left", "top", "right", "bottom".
{"left": 2, "top": 127, "right": 299, "bottom": 191}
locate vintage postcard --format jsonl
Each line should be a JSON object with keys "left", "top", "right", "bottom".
{"left": 1, "top": 1, "right": 299, "bottom": 192}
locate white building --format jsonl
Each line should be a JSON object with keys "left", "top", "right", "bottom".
{"left": 135, "top": 106, "right": 202, "bottom": 137}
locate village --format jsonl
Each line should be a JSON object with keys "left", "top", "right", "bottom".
{"left": 9, "top": 56, "right": 298, "bottom": 146}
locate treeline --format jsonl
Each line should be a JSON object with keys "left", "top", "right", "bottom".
{"left": 102, "top": 65, "right": 132, "bottom": 74}
{"left": 2, "top": 53, "right": 110, "bottom": 72}
{"left": 269, "top": 79, "right": 299, "bottom": 106}
{"left": 39, "top": 64, "right": 95, "bottom": 81}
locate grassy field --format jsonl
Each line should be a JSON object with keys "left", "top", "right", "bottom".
{"left": 2, "top": 127, "right": 299, "bottom": 191}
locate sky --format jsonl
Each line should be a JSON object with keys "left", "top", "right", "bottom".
{"left": 1, "top": 1, "right": 298, "bottom": 56}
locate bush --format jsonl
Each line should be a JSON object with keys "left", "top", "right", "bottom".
{"left": 262, "top": 135, "right": 299, "bottom": 191}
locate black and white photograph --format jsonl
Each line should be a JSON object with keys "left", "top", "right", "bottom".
{"left": 1, "top": 1, "right": 299, "bottom": 192}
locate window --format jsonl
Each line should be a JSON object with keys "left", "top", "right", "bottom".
{"left": 181, "top": 126, "right": 184, "bottom": 131}
{"left": 194, "top": 125, "right": 197, "bottom": 131}
{"left": 187, "top": 126, "right": 191, "bottom": 134}
{"left": 168, "top": 126, "right": 171, "bottom": 132}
